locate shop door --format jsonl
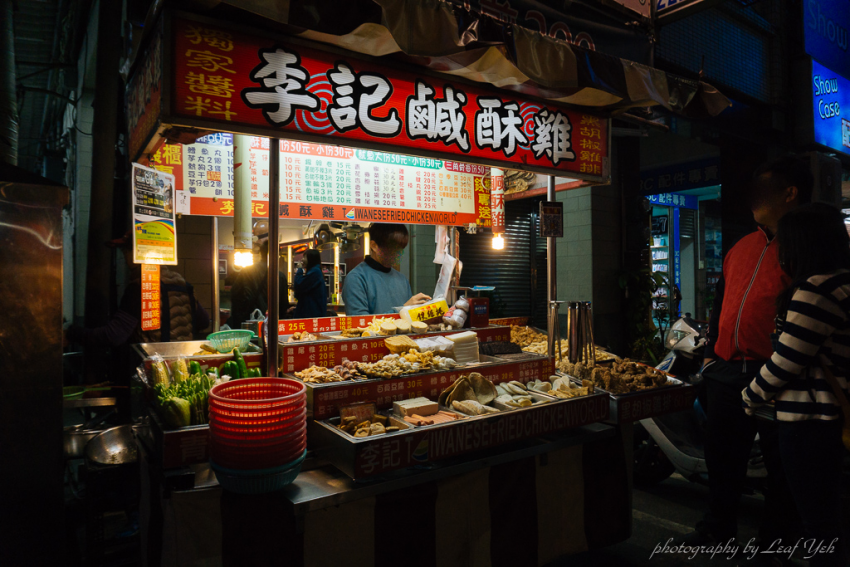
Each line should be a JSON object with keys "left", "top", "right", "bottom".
{"left": 458, "top": 198, "right": 546, "bottom": 327}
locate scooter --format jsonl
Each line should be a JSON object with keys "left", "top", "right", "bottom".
{"left": 633, "top": 315, "right": 768, "bottom": 489}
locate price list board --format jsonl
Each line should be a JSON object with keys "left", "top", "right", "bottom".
{"left": 277, "top": 314, "right": 401, "bottom": 335}
{"left": 279, "top": 325, "right": 512, "bottom": 374}
{"left": 303, "top": 355, "right": 554, "bottom": 420}
{"left": 151, "top": 136, "right": 484, "bottom": 225}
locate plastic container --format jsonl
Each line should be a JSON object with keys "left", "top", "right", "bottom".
{"left": 210, "top": 434, "right": 306, "bottom": 470}
{"left": 209, "top": 402, "right": 305, "bottom": 419}
{"left": 209, "top": 408, "right": 306, "bottom": 429}
{"left": 210, "top": 378, "right": 306, "bottom": 410}
{"left": 211, "top": 450, "right": 307, "bottom": 494}
{"left": 207, "top": 330, "right": 254, "bottom": 353}
{"left": 210, "top": 429, "right": 307, "bottom": 455}
{"left": 210, "top": 437, "right": 307, "bottom": 469}
{"left": 208, "top": 417, "right": 306, "bottom": 439}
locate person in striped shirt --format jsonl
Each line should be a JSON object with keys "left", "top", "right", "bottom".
{"left": 743, "top": 203, "right": 850, "bottom": 567}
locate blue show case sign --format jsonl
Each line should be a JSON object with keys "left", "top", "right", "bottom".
{"left": 811, "top": 60, "right": 850, "bottom": 156}
{"left": 804, "top": 0, "right": 850, "bottom": 80}
{"left": 640, "top": 158, "right": 720, "bottom": 195}
{"left": 647, "top": 192, "right": 698, "bottom": 209}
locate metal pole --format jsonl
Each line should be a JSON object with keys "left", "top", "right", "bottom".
{"left": 449, "top": 226, "right": 458, "bottom": 305}
{"left": 547, "top": 176, "right": 557, "bottom": 358}
{"left": 267, "top": 138, "right": 280, "bottom": 377}
{"left": 212, "top": 216, "right": 220, "bottom": 332}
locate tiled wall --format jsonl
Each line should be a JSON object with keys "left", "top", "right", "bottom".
{"left": 174, "top": 216, "right": 214, "bottom": 333}
{"left": 408, "top": 224, "right": 439, "bottom": 299}
{"left": 72, "top": 90, "right": 95, "bottom": 325}
{"left": 557, "top": 186, "right": 594, "bottom": 302}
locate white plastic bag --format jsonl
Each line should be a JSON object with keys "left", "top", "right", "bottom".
{"left": 433, "top": 253, "right": 457, "bottom": 300}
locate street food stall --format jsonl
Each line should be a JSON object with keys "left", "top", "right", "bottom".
{"left": 121, "top": 5, "right": 719, "bottom": 564}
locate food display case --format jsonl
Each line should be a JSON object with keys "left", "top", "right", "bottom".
{"left": 311, "top": 389, "right": 609, "bottom": 479}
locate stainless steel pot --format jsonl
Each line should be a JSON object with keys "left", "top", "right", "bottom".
{"left": 85, "top": 425, "right": 139, "bottom": 466}
{"left": 63, "top": 426, "right": 104, "bottom": 459}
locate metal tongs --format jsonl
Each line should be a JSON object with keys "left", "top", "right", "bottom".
{"left": 567, "top": 301, "right": 596, "bottom": 367}
{"left": 548, "top": 300, "right": 565, "bottom": 360}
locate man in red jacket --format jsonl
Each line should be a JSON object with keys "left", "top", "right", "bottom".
{"left": 685, "top": 156, "right": 812, "bottom": 557}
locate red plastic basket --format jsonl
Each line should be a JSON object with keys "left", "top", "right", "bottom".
{"left": 211, "top": 444, "right": 306, "bottom": 471}
{"left": 210, "top": 378, "right": 305, "bottom": 410}
{"left": 209, "top": 403, "right": 305, "bottom": 421}
{"left": 209, "top": 406, "right": 306, "bottom": 427}
{"left": 209, "top": 420, "right": 307, "bottom": 442}
{"left": 209, "top": 415, "right": 306, "bottom": 438}
{"left": 210, "top": 432, "right": 307, "bottom": 470}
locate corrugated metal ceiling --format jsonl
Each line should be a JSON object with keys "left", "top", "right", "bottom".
{"left": 13, "top": 0, "right": 60, "bottom": 173}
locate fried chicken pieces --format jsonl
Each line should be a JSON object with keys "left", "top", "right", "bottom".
{"left": 561, "top": 358, "right": 669, "bottom": 394}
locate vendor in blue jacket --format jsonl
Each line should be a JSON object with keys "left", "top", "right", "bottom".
{"left": 342, "top": 223, "right": 430, "bottom": 315}
{"left": 293, "top": 249, "right": 328, "bottom": 318}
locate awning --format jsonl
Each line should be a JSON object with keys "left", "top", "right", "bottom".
{"left": 196, "top": 0, "right": 730, "bottom": 117}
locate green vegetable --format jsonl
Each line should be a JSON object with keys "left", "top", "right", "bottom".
{"left": 221, "top": 361, "right": 239, "bottom": 379}
{"left": 248, "top": 367, "right": 262, "bottom": 378}
{"left": 171, "top": 359, "right": 189, "bottom": 382}
{"left": 152, "top": 361, "right": 170, "bottom": 386}
{"left": 233, "top": 348, "right": 249, "bottom": 379}
{"left": 245, "top": 342, "right": 262, "bottom": 353}
{"left": 155, "top": 372, "right": 217, "bottom": 428}
{"left": 161, "top": 397, "right": 192, "bottom": 428}
{"left": 188, "top": 360, "right": 202, "bottom": 376}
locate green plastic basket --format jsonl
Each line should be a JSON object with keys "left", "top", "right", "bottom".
{"left": 207, "top": 330, "right": 253, "bottom": 353}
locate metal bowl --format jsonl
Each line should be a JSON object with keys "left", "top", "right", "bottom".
{"left": 63, "top": 426, "right": 104, "bottom": 459}
{"left": 85, "top": 425, "right": 139, "bottom": 466}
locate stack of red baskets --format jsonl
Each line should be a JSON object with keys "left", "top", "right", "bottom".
{"left": 208, "top": 377, "right": 307, "bottom": 493}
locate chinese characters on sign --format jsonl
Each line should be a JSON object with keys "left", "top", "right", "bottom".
{"left": 127, "top": 23, "right": 163, "bottom": 161}
{"left": 141, "top": 264, "right": 161, "bottom": 331}
{"left": 171, "top": 17, "right": 609, "bottom": 179}
{"left": 490, "top": 168, "right": 505, "bottom": 234}
{"left": 646, "top": 192, "right": 698, "bottom": 209}
{"left": 640, "top": 158, "right": 720, "bottom": 195}
{"left": 153, "top": 135, "right": 484, "bottom": 225}
{"left": 131, "top": 163, "right": 177, "bottom": 265}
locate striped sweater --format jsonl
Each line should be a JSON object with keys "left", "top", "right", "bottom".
{"left": 743, "top": 270, "right": 850, "bottom": 421}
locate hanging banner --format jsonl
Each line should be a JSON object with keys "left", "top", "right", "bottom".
{"left": 131, "top": 163, "right": 178, "bottom": 265}
{"left": 152, "top": 136, "right": 486, "bottom": 225}
{"left": 126, "top": 21, "right": 163, "bottom": 162}
{"left": 141, "top": 264, "right": 162, "bottom": 331}
{"left": 169, "top": 17, "right": 609, "bottom": 181}
{"left": 490, "top": 168, "right": 506, "bottom": 234}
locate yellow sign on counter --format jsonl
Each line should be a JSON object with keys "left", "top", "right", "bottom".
{"left": 401, "top": 299, "right": 449, "bottom": 324}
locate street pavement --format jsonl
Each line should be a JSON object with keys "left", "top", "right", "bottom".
{"left": 550, "top": 473, "right": 807, "bottom": 567}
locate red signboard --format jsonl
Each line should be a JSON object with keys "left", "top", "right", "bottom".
{"left": 279, "top": 325, "right": 512, "bottom": 374}
{"left": 141, "top": 264, "right": 161, "bottom": 331}
{"left": 278, "top": 314, "right": 401, "bottom": 335}
{"left": 489, "top": 317, "right": 530, "bottom": 327}
{"left": 347, "top": 393, "right": 609, "bottom": 478}
{"left": 170, "top": 17, "right": 609, "bottom": 180}
{"left": 307, "top": 356, "right": 554, "bottom": 420}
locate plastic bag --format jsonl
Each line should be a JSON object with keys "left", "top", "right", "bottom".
{"left": 434, "top": 253, "right": 457, "bottom": 300}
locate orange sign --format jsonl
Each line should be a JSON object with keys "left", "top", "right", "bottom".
{"left": 141, "top": 264, "right": 161, "bottom": 331}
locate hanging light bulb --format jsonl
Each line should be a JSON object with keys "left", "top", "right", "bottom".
{"left": 492, "top": 234, "right": 505, "bottom": 250}
{"left": 234, "top": 250, "right": 254, "bottom": 267}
